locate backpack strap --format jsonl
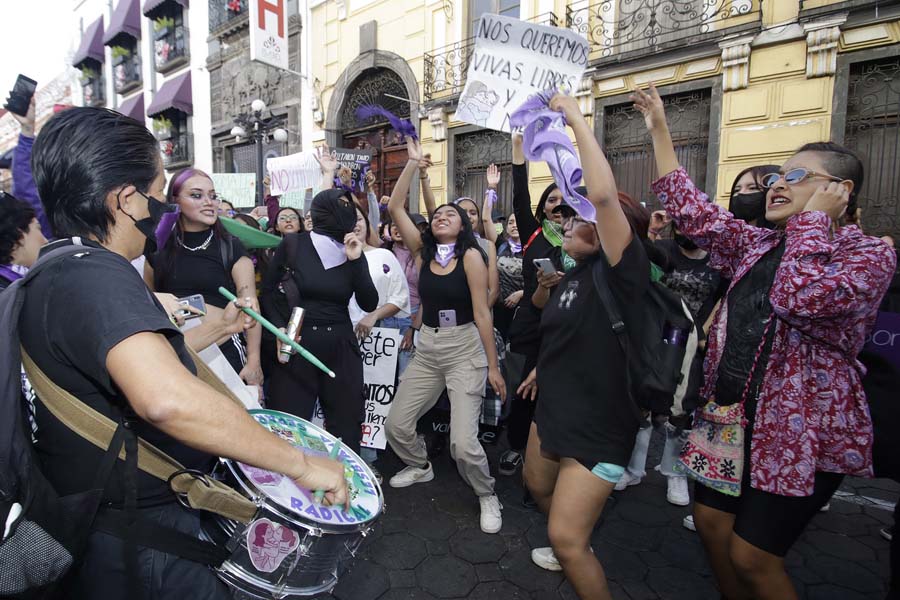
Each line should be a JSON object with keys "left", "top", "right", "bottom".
{"left": 591, "top": 259, "right": 639, "bottom": 410}
{"left": 220, "top": 234, "right": 234, "bottom": 274}
{"left": 20, "top": 350, "right": 257, "bottom": 524}
{"left": 280, "top": 233, "right": 303, "bottom": 308}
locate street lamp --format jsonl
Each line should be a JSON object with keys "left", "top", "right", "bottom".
{"left": 230, "top": 98, "right": 288, "bottom": 206}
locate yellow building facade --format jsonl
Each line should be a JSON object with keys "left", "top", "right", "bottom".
{"left": 308, "top": 0, "right": 900, "bottom": 239}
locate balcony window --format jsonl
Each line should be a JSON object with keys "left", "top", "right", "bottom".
{"left": 153, "top": 7, "right": 188, "bottom": 73}
{"left": 153, "top": 111, "right": 192, "bottom": 170}
{"left": 80, "top": 63, "right": 106, "bottom": 108}
{"left": 111, "top": 42, "right": 142, "bottom": 94}
{"left": 209, "top": 0, "right": 247, "bottom": 35}
{"left": 469, "top": 0, "right": 520, "bottom": 35}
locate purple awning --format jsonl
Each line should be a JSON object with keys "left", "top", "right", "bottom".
{"left": 117, "top": 93, "right": 145, "bottom": 121}
{"left": 147, "top": 71, "right": 192, "bottom": 117}
{"left": 73, "top": 17, "right": 105, "bottom": 68}
{"left": 142, "top": 0, "right": 188, "bottom": 17}
{"left": 105, "top": 0, "right": 142, "bottom": 44}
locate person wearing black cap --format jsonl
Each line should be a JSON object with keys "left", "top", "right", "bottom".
{"left": 261, "top": 188, "right": 378, "bottom": 455}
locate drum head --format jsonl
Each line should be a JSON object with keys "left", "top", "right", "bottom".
{"left": 237, "top": 410, "right": 383, "bottom": 528}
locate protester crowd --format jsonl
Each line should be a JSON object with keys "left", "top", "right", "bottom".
{"left": 1, "top": 83, "right": 898, "bottom": 600}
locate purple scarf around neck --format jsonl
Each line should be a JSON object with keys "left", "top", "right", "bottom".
{"left": 508, "top": 238, "right": 522, "bottom": 255}
{"left": 509, "top": 92, "right": 597, "bottom": 223}
{"left": 310, "top": 231, "right": 348, "bottom": 270}
{"left": 435, "top": 243, "right": 456, "bottom": 268}
{"left": 0, "top": 263, "right": 26, "bottom": 283}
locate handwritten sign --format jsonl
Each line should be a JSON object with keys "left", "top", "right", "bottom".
{"left": 267, "top": 151, "right": 321, "bottom": 196}
{"left": 456, "top": 14, "right": 588, "bottom": 132}
{"left": 210, "top": 173, "right": 257, "bottom": 208}
{"left": 333, "top": 148, "right": 374, "bottom": 195}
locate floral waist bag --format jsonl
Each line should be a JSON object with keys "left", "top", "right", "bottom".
{"left": 677, "top": 317, "right": 775, "bottom": 497}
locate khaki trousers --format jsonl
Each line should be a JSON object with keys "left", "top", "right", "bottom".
{"left": 386, "top": 322, "right": 495, "bottom": 496}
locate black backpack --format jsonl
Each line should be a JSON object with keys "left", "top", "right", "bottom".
{"left": 591, "top": 259, "right": 704, "bottom": 417}
{"left": 0, "top": 245, "right": 128, "bottom": 599}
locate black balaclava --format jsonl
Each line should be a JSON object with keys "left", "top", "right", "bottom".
{"left": 310, "top": 188, "right": 357, "bottom": 242}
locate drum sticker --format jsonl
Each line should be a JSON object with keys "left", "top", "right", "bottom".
{"left": 247, "top": 518, "right": 301, "bottom": 573}
{"left": 242, "top": 465, "right": 284, "bottom": 487}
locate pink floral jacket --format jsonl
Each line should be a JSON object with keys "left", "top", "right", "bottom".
{"left": 652, "top": 168, "right": 897, "bottom": 496}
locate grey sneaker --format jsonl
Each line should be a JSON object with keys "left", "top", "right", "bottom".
{"left": 499, "top": 450, "right": 523, "bottom": 476}
{"left": 531, "top": 547, "right": 562, "bottom": 571}
{"left": 683, "top": 515, "right": 696, "bottom": 531}
{"left": 389, "top": 463, "right": 434, "bottom": 488}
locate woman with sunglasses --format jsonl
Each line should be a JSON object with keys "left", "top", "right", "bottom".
{"left": 634, "top": 84, "right": 896, "bottom": 600}
{"left": 385, "top": 136, "right": 506, "bottom": 534}
{"left": 145, "top": 168, "right": 263, "bottom": 389}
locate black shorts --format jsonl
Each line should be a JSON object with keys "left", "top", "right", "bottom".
{"left": 694, "top": 470, "right": 843, "bottom": 557}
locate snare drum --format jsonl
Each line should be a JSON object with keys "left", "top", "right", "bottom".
{"left": 201, "top": 409, "right": 384, "bottom": 599}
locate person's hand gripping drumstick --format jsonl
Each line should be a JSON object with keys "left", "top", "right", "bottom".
{"left": 293, "top": 444, "right": 350, "bottom": 511}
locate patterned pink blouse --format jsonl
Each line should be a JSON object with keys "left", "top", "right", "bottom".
{"left": 652, "top": 168, "right": 897, "bottom": 496}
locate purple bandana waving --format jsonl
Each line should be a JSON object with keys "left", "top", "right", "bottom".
{"left": 509, "top": 92, "right": 596, "bottom": 223}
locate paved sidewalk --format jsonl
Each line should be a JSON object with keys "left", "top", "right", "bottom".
{"left": 306, "top": 432, "right": 895, "bottom": 600}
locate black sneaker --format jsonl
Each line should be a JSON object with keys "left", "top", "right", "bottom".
{"left": 499, "top": 450, "right": 523, "bottom": 476}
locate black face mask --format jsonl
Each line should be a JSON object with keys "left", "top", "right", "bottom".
{"left": 729, "top": 191, "right": 766, "bottom": 223}
{"left": 310, "top": 189, "right": 358, "bottom": 242}
{"left": 124, "top": 190, "right": 177, "bottom": 253}
{"left": 673, "top": 232, "right": 698, "bottom": 251}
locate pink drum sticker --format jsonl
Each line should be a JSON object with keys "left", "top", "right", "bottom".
{"left": 247, "top": 518, "right": 301, "bottom": 573}
{"left": 242, "top": 465, "right": 284, "bottom": 487}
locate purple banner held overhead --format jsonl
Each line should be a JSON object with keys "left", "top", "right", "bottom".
{"left": 509, "top": 92, "right": 596, "bottom": 223}
{"left": 864, "top": 311, "right": 900, "bottom": 372}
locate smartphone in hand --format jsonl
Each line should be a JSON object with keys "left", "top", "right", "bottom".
{"left": 532, "top": 258, "right": 556, "bottom": 276}
{"left": 4, "top": 75, "right": 37, "bottom": 117}
{"left": 176, "top": 294, "right": 207, "bottom": 320}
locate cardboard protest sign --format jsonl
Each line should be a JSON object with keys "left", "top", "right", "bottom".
{"left": 310, "top": 327, "right": 401, "bottom": 450}
{"left": 333, "top": 148, "right": 374, "bottom": 195}
{"left": 456, "top": 14, "right": 589, "bottom": 132}
{"left": 211, "top": 173, "right": 257, "bottom": 208}
{"left": 267, "top": 151, "right": 321, "bottom": 196}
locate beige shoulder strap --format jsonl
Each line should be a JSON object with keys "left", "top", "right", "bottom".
{"left": 21, "top": 349, "right": 256, "bottom": 523}
{"left": 185, "top": 345, "right": 246, "bottom": 408}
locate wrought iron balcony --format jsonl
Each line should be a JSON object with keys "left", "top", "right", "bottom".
{"left": 113, "top": 52, "right": 142, "bottom": 95}
{"left": 154, "top": 25, "right": 190, "bottom": 73}
{"left": 424, "top": 12, "right": 560, "bottom": 103}
{"left": 81, "top": 75, "right": 106, "bottom": 108}
{"left": 565, "top": 0, "right": 762, "bottom": 64}
{"left": 160, "top": 130, "right": 193, "bottom": 170}
{"left": 209, "top": 0, "right": 248, "bottom": 35}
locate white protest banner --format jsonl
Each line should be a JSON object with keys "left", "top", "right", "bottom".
{"left": 310, "top": 327, "right": 401, "bottom": 450}
{"left": 456, "top": 14, "right": 589, "bottom": 132}
{"left": 267, "top": 151, "right": 321, "bottom": 196}
{"left": 210, "top": 173, "right": 256, "bottom": 208}
{"left": 249, "top": 0, "right": 289, "bottom": 70}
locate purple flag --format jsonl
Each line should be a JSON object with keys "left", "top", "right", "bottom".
{"left": 509, "top": 92, "right": 596, "bottom": 223}
{"left": 865, "top": 311, "right": 900, "bottom": 372}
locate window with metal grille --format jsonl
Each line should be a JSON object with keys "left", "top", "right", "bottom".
{"left": 844, "top": 56, "right": 900, "bottom": 240}
{"left": 453, "top": 128, "right": 513, "bottom": 221}
{"left": 602, "top": 89, "right": 711, "bottom": 210}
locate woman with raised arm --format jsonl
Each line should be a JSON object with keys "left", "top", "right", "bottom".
{"left": 516, "top": 93, "right": 649, "bottom": 600}
{"left": 384, "top": 136, "right": 507, "bottom": 535}
{"left": 633, "top": 84, "right": 896, "bottom": 600}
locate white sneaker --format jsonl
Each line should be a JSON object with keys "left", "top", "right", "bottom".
{"left": 389, "top": 463, "right": 434, "bottom": 488}
{"left": 683, "top": 515, "right": 696, "bottom": 531}
{"left": 819, "top": 502, "right": 831, "bottom": 512}
{"left": 666, "top": 475, "right": 690, "bottom": 506}
{"left": 531, "top": 547, "right": 562, "bottom": 571}
{"left": 479, "top": 494, "right": 503, "bottom": 534}
{"left": 614, "top": 472, "right": 642, "bottom": 491}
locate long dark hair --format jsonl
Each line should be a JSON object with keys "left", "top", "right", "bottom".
{"left": 453, "top": 197, "right": 484, "bottom": 236}
{"left": 272, "top": 206, "right": 305, "bottom": 236}
{"left": 153, "top": 167, "right": 232, "bottom": 289}
{"left": 354, "top": 204, "right": 372, "bottom": 241}
{"left": 618, "top": 191, "right": 671, "bottom": 272}
{"left": 420, "top": 203, "right": 486, "bottom": 266}
{"left": 730, "top": 164, "right": 778, "bottom": 228}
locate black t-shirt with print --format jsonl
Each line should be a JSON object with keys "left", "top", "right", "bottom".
{"left": 19, "top": 239, "right": 213, "bottom": 507}
{"left": 536, "top": 236, "right": 648, "bottom": 467}
{"left": 148, "top": 230, "right": 249, "bottom": 309}
{"left": 657, "top": 239, "right": 724, "bottom": 327}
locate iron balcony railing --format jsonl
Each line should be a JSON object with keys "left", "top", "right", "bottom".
{"left": 565, "top": 0, "right": 762, "bottom": 65}
{"left": 424, "top": 12, "right": 560, "bottom": 103}
{"left": 209, "top": 0, "right": 248, "bottom": 35}
{"left": 154, "top": 24, "right": 190, "bottom": 73}
{"left": 81, "top": 75, "right": 106, "bottom": 108}
{"left": 161, "top": 130, "right": 193, "bottom": 169}
{"left": 113, "top": 52, "right": 142, "bottom": 94}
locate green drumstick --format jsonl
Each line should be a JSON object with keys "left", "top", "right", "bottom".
{"left": 315, "top": 438, "right": 344, "bottom": 504}
{"left": 217, "top": 287, "right": 336, "bottom": 378}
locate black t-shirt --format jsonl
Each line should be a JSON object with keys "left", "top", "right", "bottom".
{"left": 260, "top": 232, "right": 378, "bottom": 327}
{"left": 536, "top": 237, "right": 648, "bottom": 467}
{"left": 148, "top": 230, "right": 248, "bottom": 309}
{"left": 657, "top": 239, "right": 723, "bottom": 327}
{"left": 715, "top": 239, "right": 786, "bottom": 406}
{"left": 19, "top": 239, "right": 213, "bottom": 507}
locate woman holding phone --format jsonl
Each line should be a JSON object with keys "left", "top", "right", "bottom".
{"left": 385, "top": 136, "right": 506, "bottom": 535}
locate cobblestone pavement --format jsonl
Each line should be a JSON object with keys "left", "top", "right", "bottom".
{"left": 301, "top": 431, "right": 896, "bottom": 600}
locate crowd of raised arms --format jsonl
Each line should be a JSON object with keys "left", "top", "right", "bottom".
{"left": 1, "top": 83, "right": 898, "bottom": 600}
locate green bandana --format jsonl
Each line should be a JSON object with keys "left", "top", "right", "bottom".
{"left": 542, "top": 220, "right": 576, "bottom": 272}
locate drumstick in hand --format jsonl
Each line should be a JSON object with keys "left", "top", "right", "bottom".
{"left": 315, "top": 440, "right": 344, "bottom": 504}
